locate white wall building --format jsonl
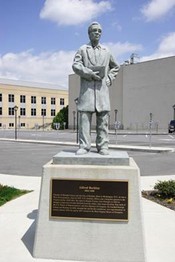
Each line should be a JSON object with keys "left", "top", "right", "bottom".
{"left": 68, "top": 56, "right": 175, "bottom": 131}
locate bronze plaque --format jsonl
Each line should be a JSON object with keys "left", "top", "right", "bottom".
{"left": 50, "top": 179, "right": 128, "bottom": 221}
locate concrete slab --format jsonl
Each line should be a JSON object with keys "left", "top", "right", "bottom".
{"left": 52, "top": 150, "right": 129, "bottom": 166}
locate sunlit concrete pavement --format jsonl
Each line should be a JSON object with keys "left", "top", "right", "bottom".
{"left": 0, "top": 173, "right": 175, "bottom": 262}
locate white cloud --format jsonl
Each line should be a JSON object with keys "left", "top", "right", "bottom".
{"left": 0, "top": 42, "right": 142, "bottom": 87}
{"left": 141, "top": 0, "right": 175, "bottom": 21}
{"left": 111, "top": 22, "right": 122, "bottom": 32}
{"left": 0, "top": 50, "right": 75, "bottom": 88}
{"left": 141, "top": 32, "right": 175, "bottom": 61}
{"left": 103, "top": 42, "right": 143, "bottom": 62}
{"left": 158, "top": 32, "right": 175, "bottom": 53}
{"left": 40, "top": 0, "right": 112, "bottom": 25}
{"left": 0, "top": 41, "right": 145, "bottom": 86}
{"left": 1, "top": 32, "right": 175, "bottom": 85}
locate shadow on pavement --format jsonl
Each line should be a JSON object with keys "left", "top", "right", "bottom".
{"left": 21, "top": 209, "right": 38, "bottom": 256}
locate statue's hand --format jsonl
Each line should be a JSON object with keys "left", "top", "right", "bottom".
{"left": 110, "top": 67, "right": 120, "bottom": 77}
{"left": 92, "top": 71, "right": 101, "bottom": 81}
{"left": 106, "top": 77, "right": 111, "bottom": 87}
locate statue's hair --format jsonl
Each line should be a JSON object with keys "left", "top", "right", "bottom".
{"left": 88, "top": 22, "right": 102, "bottom": 34}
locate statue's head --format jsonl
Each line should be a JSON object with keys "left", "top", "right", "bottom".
{"left": 88, "top": 22, "right": 102, "bottom": 43}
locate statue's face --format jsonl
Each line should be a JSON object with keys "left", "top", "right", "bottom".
{"left": 89, "top": 24, "right": 102, "bottom": 42}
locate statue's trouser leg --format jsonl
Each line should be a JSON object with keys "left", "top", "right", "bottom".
{"left": 79, "top": 111, "right": 92, "bottom": 150}
{"left": 96, "top": 111, "right": 109, "bottom": 151}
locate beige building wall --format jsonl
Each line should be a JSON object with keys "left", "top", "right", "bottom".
{"left": 0, "top": 79, "right": 68, "bottom": 129}
{"left": 68, "top": 56, "right": 175, "bottom": 131}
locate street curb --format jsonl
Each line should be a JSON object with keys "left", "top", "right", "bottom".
{"left": 0, "top": 138, "right": 174, "bottom": 153}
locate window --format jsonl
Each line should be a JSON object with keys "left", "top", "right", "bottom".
{"left": 31, "top": 96, "right": 36, "bottom": 104}
{"left": 9, "top": 123, "right": 14, "bottom": 127}
{"left": 20, "top": 95, "right": 26, "bottom": 103}
{"left": 51, "top": 109, "right": 56, "bottom": 116}
{"left": 0, "top": 123, "right": 2, "bottom": 128}
{"left": 60, "top": 98, "right": 65, "bottom": 105}
{"left": 41, "top": 97, "right": 46, "bottom": 104}
{"left": 41, "top": 109, "right": 46, "bottom": 116}
{"left": 0, "top": 94, "right": 2, "bottom": 102}
{"left": 51, "top": 97, "right": 56, "bottom": 105}
{"left": 9, "top": 94, "right": 14, "bottom": 102}
{"left": 21, "top": 123, "right": 25, "bottom": 127}
{"left": 20, "top": 108, "right": 26, "bottom": 116}
{"left": 9, "top": 107, "right": 14, "bottom": 115}
{"left": 0, "top": 107, "right": 2, "bottom": 115}
{"left": 31, "top": 108, "right": 36, "bottom": 116}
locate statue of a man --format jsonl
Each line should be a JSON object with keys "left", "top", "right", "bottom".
{"left": 72, "top": 22, "right": 120, "bottom": 155}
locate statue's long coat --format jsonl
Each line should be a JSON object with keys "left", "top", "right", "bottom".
{"left": 72, "top": 43, "right": 120, "bottom": 112}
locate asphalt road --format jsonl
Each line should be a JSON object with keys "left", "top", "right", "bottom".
{"left": 0, "top": 141, "right": 73, "bottom": 177}
{"left": 1, "top": 129, "right": 175, "bottom": 148}
{"left": 0, "top": 130, "right": 175, "bottom": 177}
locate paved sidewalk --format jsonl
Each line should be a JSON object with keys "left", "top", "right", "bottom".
{"left": 0, "top": 173, "right": 175, "bottom": 262}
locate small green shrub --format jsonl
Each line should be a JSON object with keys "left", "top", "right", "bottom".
{"left": 52, "top": 105, "right": 68, "bottom": 130}
{"left": 154, "top": 180, "right": 175, "bottom": 198}
{"left": 0, "top": 184, "right": 31, "bottom": 206}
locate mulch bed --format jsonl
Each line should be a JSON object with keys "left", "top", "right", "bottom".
{"left": 142, "top": 190, "right": 175, "bottom": 211}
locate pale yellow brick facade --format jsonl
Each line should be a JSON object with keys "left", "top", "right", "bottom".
{"left": 0, "top": 79, "right": 68, "bottom": 129}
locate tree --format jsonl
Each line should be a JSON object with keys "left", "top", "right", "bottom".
{"left": 52, "top": 105, "right": 68, "bottom": 130}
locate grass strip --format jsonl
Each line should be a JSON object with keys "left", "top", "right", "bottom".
{"left": 0, "top": 184, "right": 31, "bottom": 206}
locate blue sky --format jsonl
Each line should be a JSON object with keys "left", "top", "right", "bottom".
{"left": 0, "top": 0, "right": 175, "bottom": 88}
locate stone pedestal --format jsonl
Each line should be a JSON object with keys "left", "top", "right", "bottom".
{"left": 33, "top": 150, "right": 146, "bottom": 262}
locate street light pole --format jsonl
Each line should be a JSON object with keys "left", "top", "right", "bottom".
{"left": 43, "top": 114, "right": 44, "bottom": 131}
{"left": 14, "top": 105, "right": 18, "bottom": 140}
{"left": 114, "top": 109, "right": 118, "bottom": 122}
{"left": 18, "top": 115, "right": 21, "bottom": 130}
{"left": 74, "top": 98, "right": 79, "bottom": 144}
{"left": 108, "top": 113, "right": 110, "bottom": 130}
{"left": 173, "top": 105, "right": 175, "bottom": 120}
{"left": 149, "top": 113, "right": 153, "bottom": 148}
{"left": 73, "top": 111, "right": 76, "bottom": 130}
{"left": 114, "top": 109, "right": 118, "bottom": 133}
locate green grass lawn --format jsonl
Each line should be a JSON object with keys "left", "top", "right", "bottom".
{"left": 0, "top": 184, "right": 31, "bottom": 206}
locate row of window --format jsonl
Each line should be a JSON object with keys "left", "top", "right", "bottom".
{"left": 0, "top": 94, "right": 65, "bottom": 105}
{"left": 0, "top": 123, "right": 26, "bottom": 128}
{"left": 0, "top": 107, "right": 56, "bottom": 117}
